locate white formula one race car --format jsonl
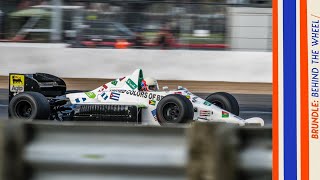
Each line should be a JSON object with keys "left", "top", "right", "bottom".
{"left": 8, "top": 69, "right": 264, "bottom": 126}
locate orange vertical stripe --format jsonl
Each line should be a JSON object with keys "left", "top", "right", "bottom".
{"left": 300, "top": 0, "right": 309, "bottom": 179}
{"left": 272, "top": 0, "right": 279, "bottom": 179}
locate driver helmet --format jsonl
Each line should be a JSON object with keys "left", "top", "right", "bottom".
{"left": 144, "top": 77, "right": 159, "bottom": 91}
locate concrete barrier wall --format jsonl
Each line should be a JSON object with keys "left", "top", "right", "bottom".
{"left": 0, "top": 121, "right": 271, "bottom": 180}
{"left": 0, "top": 43, "right": 272, "bottom": 83}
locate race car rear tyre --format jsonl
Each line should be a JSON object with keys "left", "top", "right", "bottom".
{"left": 156, "top": 94, "right": 194, "bottom": 124}
{"left": 205, "top": 92, "right": 240, "bottom": 116}
{"left": 9, "top": 92, "right": 50, "bottom": 120}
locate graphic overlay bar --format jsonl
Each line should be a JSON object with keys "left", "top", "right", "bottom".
{"left": 308, "top": 1, "right": 320, "bottom": 179}
{"left": 300, "top": 0, "right": 309, "bottom": 180}
{"left": 274, "top": 0, "right": 320, "bottom": 179}
{"left": 272, "top": 0, "right": 279, "bottom": 179}
{"left": 283, "top": 0, "right": 297, "bottom": 179}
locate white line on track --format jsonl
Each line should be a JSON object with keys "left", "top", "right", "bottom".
{"left": 0, "top": 104, "right": 8, "bottom": 107}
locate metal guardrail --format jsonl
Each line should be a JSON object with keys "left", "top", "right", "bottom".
{"left": 0, "top": 120, "right": 271, "bottom": 180}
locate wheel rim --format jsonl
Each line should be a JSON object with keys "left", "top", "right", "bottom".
{"left": 14, "top": 100, "right": 32, "bottom": 119}
{"left": 162, "top": 102, "right": 180, "bottom": 122}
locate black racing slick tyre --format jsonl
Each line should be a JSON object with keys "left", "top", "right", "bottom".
{"left": 156, "top": 94, "right": 194, "bottom": 124}
{"left": 205, "top": 92, "right": 240, "bottom": 116}
{"left": 9, "top": 92, "right": 50, "bottom": 120}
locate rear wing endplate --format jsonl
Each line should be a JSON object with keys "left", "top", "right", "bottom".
{"left": 9, "top": 73, "right": 66, "bottom": 102}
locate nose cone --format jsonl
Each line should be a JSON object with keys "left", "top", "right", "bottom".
{"left": 244, "top": 117, "right": 265, "bottom": 127}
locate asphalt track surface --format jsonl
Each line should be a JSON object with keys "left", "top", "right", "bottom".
{"left": 0, "top": 89, "right": 272, "bottom": 125}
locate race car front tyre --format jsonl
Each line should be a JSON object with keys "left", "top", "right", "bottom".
{"left": 156, "top": 94, "right": 194, "bottom": 124}
{"left": 205, "top": 92, "right": 240, "bottom": 116}
{"left": 9, "top": 92, "right": 50, "bottom": 120}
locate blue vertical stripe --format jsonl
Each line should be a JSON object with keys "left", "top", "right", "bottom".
{"left": 283, "top": 0, "right": 297, "bottom": 179}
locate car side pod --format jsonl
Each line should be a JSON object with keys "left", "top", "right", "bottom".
{"left": 244, "top": 117, "right": 265, "bottom": 127}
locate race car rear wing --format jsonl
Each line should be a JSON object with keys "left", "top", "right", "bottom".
{"left": 9, "top": 73, "right": 66, "bottom": 102}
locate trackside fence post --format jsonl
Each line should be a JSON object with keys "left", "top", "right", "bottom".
{"left": 0, "top": 120, "right": 25, "bottom": 180}
{"left": 187, "top": 122, "right": 237, "bottom": 180}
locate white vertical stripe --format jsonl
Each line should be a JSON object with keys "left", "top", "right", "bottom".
{"left": 296, "top": 0, "right": 301, "bottom": 179}
{"left": 278, "top": 0, "right": 284, "bottom": 179}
